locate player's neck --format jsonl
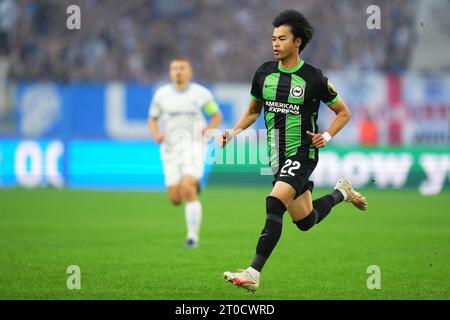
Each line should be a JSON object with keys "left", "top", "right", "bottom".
{"left": 173, "top": 82, "right": 190, "bottom": 92}
{"left": 278, "top": 55, "right": 301, "bottom": 70}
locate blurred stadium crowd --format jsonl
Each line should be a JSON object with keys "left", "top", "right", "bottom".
{"left": 1, "top": 0, "right": 415, "bottom": 82}
{"left": 0, "top": 0, "right": 448, "bottom": 192}
{"left": 0, "top": 0, "right": 448, "bottom": 146}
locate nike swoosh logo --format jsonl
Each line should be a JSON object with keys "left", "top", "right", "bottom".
{"left": 264, "top": 84, "right": 276, "bottom": 88}
{"left": 259, "top": 233, "right": 268, "bottom": 238}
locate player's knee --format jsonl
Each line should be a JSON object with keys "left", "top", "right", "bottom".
{"left": 266, "top": 196, "right": 287, "bottom": 218}
{"left": 294, "top": 209, "right": 318, "bottom": 232}
{"left": 181, "top": 185, "right": 197, "bottom": 201}
{"left": 169, "top": 196, "right": 182, "bottom": 206}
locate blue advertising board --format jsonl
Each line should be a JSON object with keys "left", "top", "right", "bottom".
{"left": 0, "top": 139, "right": 212, "bottom": 191}
{"left": 13, "top": 82, "right": 237, "bottom": 139}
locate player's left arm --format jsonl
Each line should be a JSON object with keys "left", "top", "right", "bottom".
{"left": 307, "top": 97, "right": 351, "bottom": 148}
{"left": 202, "top": 100, "right": 223, "bottom": 139}
{"left": 204, "top": 101, "right": 223, "bottom": 129}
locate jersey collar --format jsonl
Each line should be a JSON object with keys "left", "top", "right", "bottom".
{"left": 171, "top": 83, "right": 191, "bottom": 93}
{"left": 278, "top": 59, "right": 304, "bottom": 73}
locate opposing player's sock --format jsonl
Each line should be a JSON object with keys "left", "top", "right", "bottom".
{"left": 250, "top": 196, "right": 286, "bottom": 272}
{"left": 185, "top": 200, "right": 202, "bottom": 242}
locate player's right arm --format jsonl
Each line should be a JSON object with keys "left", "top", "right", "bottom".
{"left": 148, "top": 117, "right": 164, "bottom": 144}
{"left": 148, "top": 89, "right": 164, "bottom": 144}
{"left": 219, "top": 98, "right": 263, "bottom": 148}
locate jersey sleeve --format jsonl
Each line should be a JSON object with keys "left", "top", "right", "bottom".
{"left": 317, "top": 71, "right": 339, "bottom": 106}
{"left": 250, "top": 67, "right": 264, "bottom": 101}
{"left": 148, "top": 90, "right": 161, "bottom": 118}
{"left": 201, "top": 88, "right": 220, "bottom": 116}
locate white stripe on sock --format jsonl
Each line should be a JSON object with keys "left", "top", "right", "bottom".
{"left": 337, "top": 188, "right": 348, "bottom": 201}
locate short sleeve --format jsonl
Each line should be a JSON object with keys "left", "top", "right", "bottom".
{"left": 318, "top": 72, "right": 339, "bottom": 106}
{"left": 250, "top": 69, "right": 263, "bottom": 101}
{"left": 148, "top": 90, "right": 161, "bottom": 118}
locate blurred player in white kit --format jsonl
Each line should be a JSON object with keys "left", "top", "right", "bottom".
{"left": 148, "top": 58, "right": 222, "bottom": 248}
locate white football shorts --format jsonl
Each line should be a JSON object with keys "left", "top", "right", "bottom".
{"left": 160, "top": 141, "right": 205, "bottom": 187}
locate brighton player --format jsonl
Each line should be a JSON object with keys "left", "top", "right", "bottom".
{"left": 148, "top": 58, "right": 222, "bottom": 248}
{"left": 220, "top": 10, "right": 367, "bottom": 291}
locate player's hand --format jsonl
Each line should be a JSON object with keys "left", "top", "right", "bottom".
{"left": 202, "top": 127, "right": 212, "bottom": 140}
{"left": 154, "top": 133, "right": 164, "bottom": 144}
{"left": 306, "top": 131, "right": 328, "bottom": 148}
{"left": 218, "top": 130, "right": 233, "bottom": 148}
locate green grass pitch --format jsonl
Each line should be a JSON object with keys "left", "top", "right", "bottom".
{"left": 0, "top": 186, "right": 449, "bottom": 300}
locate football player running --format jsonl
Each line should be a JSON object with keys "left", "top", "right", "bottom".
{"left": 220, "top": 10, "right": 367, "bottom": 292}
{"left": 149, "top": 58, "right": 222, "bottom": 248}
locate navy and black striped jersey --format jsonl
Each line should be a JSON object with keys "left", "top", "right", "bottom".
{"left": 250, "top": 59, "right": 339, "bottom": 167}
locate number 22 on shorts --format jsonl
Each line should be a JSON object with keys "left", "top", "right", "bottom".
{"left": 280, "top": 159, "right": 300, "bottom": 177}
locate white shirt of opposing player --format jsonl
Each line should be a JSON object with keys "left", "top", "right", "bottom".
{"left": 149, "top": 83, "right": 216, "bottom": 163}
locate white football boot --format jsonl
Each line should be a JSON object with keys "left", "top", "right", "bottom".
{"left": 223, "top": 269, "right": 259, "bottom": 292}
{"left": 334, "top": 177, "right": 368, "bottom": 211}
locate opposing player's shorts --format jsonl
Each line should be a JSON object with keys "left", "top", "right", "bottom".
{"left": 161, "top": 142, "right": 205, "bottom": 187}
{"left": 272, "top": 153, "right": 318, "bottom": 199}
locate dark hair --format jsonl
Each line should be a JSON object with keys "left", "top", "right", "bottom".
{"left": 272, "top": 9, "right": 314, "bottom": 53}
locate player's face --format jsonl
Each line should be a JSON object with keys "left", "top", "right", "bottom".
{"left": 169, "top": 60, "right": 192, "bottom": 85}
{"left": 272, "top": 25, "right": 301, "bottom": 61}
